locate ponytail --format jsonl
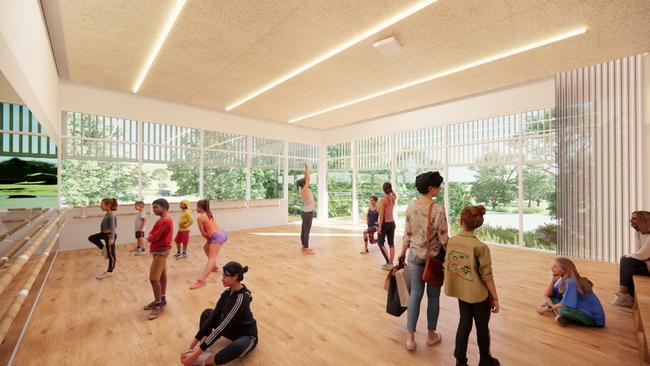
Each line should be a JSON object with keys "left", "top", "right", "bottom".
{"left": 197, "top": 199, "right": 213, "bottom": 220}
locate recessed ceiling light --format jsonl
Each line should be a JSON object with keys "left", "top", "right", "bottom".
{"left": 225, "top": 0, "right": 438, "bottom": 111}
{"left": 288, "top": 27, "right": 587, "bottom": 124}
{"left": 132, "top": 0, "right": 187, "bottom": 93}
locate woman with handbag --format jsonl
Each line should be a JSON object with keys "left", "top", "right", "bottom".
{"left": 397, "top": 171, "right": 448, "bottom": 351}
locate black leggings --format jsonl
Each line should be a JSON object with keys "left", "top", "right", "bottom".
{"left": 300, "top": 211, "right": 313, "bottom": 248}
{"left": 377, "top": 221, "right": 396, "bottom": 263}
{"left": 620, "top": 256, "right": 650, "bottom": 295}
{"left": 88, "top": 232, "right": 116, "bottom": 272}
{"left": 455, "top": 296, "right": 496, "bottom": 366}
{"left": 200, "top": 309, "right": 258, "bottom": 364}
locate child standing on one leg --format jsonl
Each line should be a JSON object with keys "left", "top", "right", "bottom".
{"left": 133, "top": 200, "right": 147, "bottom": 256}
{"left": 361, "top": 196, "right": 379, "bottom": 254}
{"left": 144, "top": 198, "right": 173, "bottom": 320}
{"left": 190, "top": 199, "right": 227, "bottom": 290}
{"left": 444, "top": 205, "right": 500, "bottom": 366}
{"left": 175, "top": 199, "right": 194, "bottom": 260}
{"left": 88, "top": 198, "right": 118, "bottom": 280}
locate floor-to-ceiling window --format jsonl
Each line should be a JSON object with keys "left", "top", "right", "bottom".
{"left": 250, "top": 137, "right": 284, "bottom": 200}
{"left": 326, "top": 142, "right": 352, "bottom": 220}
{"left": 355, "top": 136, "right": 391, "bottom": 222}
{"left": 288, "top": 142, "right": 319, "bottom": 220}
{"left": 202, "top": 131, "right": 246, "bottom": 201}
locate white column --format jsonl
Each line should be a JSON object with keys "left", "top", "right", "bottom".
{"left": 517, "top": 113, "right": 525, "bottom": 247}
{"left": 56, "top": 111, "right": 63, "bottom": 209}
{"left": 351, "top": 141, "right": 359, "bottom": 224}
{"left": 198, "top": 130, "right": 204, "bottom": 198}
{"left": 639, "top": 54, "right": 650, "bottom": 210}
{"left": 245, "top": 136, "right": 252, "bottom": 201}
{"left": 318, "top": 144, "right": 327, "bottom": 220}
{"left": 283, "top": 140, "right": 289, "bottom": 202}
{"left": 442, "top": 126, "right": 450, "bottom": 234}
{"left": 138, "top": 120, "right": 144, "bottom": 200}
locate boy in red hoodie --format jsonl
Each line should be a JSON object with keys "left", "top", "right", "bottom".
{"left": 144, "top": 198, "right": 173, "bottom": 320}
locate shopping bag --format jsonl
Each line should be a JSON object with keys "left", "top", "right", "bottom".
{"left": 395, "top": 262, "right": 410, "bottom": 307}
{"left": 386, "top": 273, "right": 407, "bottom": 317}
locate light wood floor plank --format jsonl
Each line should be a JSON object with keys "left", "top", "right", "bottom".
{"left": 11, "top": 223, "right": 638, "bottom": 365}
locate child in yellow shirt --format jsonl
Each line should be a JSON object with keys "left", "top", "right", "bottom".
{"left": 175, "top": 199, "right": 194, "bottom": 259}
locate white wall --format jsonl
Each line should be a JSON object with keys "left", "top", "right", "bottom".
{"left": 0, "top": 0, "right": 60, "bottom": 141}
{"left": 59, "top": 200, "right": 288, "bottom": 251}
{"left": 0, "top": 71, "right": 22, "bottom": 105}
{"left": 322, "top": 78, "right": 555, "bottom": 144}
{"left": 60, "top": 81, "right": 323, "bottom": 144}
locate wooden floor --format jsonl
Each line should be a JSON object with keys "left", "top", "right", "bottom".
{"left": 10, "top": 223, "right": 639, "bottom": 365}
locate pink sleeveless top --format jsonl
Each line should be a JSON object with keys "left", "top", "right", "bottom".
{"left": 383, "top": 194, "right": 395, "bottom": 222}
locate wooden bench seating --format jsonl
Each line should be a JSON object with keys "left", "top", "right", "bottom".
{"left": 633, "top": 275, "right": 650, "bottom": 365}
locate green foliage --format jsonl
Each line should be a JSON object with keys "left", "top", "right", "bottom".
{"left": 166, "top": 164, "right": 200, "bottom": 196}
{"left": 523, "top": 167, "right": 554, "bottom": 207}
{"left": 0, "top": 158, "right": 57, "bottom": 184}
{"left": 470, "top": 165, "right": 517, "bottom": 209}
{"left": 250, "top": 168, "right": 282, "bottom": 200}
{"left": 327, "top": 171, "right": 352, "bottom": 218}
{"left": 448, "top": 181, "right": 472, "bottom": 225}
{"left": 547, "top": 190, "right": 557, "bottom": 219}
{"left": 204, "top": 167, "right": 246, "bottom": 200}
{"left": 61, "top": 160, "right": 139, "bottom": 206}
{"left": 524, "top": 223, "right": 557, "bottom": 251}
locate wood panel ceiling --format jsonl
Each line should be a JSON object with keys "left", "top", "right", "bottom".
{"left": 50, "top": 0, "right": 650, "bottom": 129}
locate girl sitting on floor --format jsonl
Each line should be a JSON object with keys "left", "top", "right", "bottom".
{"left": 536, "top": 257, "right": 605, "bottom": 327}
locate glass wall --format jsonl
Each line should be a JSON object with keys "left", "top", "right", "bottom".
{"left": 325, "top": 108, "right": 557, "bottom": 251}
{"left": 0, "top": 102, "right": 57, "bottom": 208}
{"left": 288, "top": 142, "right": 318, "bottom": 218}
{"left": 326, "top": 143, "right": 352, "bottom": 220}
{"left": 356, "top": 136, "right": 390, "bottom": 221}
{"left": 60, "top": 111, "right": 317, "bottom": 207}
{"left": 251, "top": 137, "right": 284, "bottom": 200}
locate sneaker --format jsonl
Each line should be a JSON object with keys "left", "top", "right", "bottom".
{"left": 143, "top": 300, "right": 166, "bottom": 310}
{"left": 611, "top": 293, "right": 634, "bottom": 308}
{"left": 360, "top": 249, "right": 369, "bottom": 254}
{"left": 178, "top": 253, "right": 187, "bottom": 259}
{"left": 406, "top": 338, "right": 416, "bottom": 351}
{"left": 190, "top": 279, "right": 206, "bottom": 290}
{"left": 174, "top": 252, "right": 182, "bottom": 259}
{"left": 381, "top": 263, "right": 393, "bottom": 271}
{"left": 101, "top": 245, "right": 108, "bottom": 259}
{"left": 96, "top": 271, "right": 113, "bottom": 280}
{"left": 426, "top": 332, "right": 442, "bottom": 346}
{"left": 148, "top": 306, "right": 163, "bottom": 320}
{"left": 135, "top": 248, "right": 146, "bottom": 256}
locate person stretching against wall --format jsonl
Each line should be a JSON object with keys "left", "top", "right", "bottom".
{"left": 612, "top": 211, "right": 650, "bottom": 308}
{"left": 144, "top": 198, "right": 173, "bottom": 320}
{"left": 175, "top": 199, "right": 194, "bottom": 260}
{"left": 181, "top": 262, "right": 258, "bottom": 366}
{"left": 445, "top": 205, "right": 500, "bottom": 366}
{"left": 88, "top": 197, "right": 118, "bottom": 280}
{"left": 378, "top": 182, "right": 397, "bottom": 270}
{"left": 191, "top": 200, "right": 227, "bottom": 290}
{"left": 297, "top": 163, "right": 315, "bottom": 255}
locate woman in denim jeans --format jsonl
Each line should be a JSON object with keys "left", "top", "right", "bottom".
{"left": 398, "top": 171, "right": 448, "bottom": 351}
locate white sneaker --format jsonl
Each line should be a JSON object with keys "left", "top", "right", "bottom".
{"left": 382, "top": 263, "right": 393, "bottom": 271}
{"left": 96, "top": 271, "right": 113, "bottom": 280}
{"left": 135, "top": 249, "right": 146, "bottom": 256}
{"left": 178, "top": 253, "right": 187, "bottom": 259}
{"left": 611, "top": 293, "right": 634, "bottom": 308}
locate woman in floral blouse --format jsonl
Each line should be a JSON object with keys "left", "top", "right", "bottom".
{"left": 398, "top": 171, "right": 448, "bottom": 351}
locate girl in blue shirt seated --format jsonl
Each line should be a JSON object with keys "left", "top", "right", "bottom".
{"left": 536, "top": 257, "right": 605, "bottom": 327}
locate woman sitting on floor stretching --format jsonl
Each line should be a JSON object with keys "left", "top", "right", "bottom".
{"left": 181, "top": 262, "right": 258, "bottom": 365}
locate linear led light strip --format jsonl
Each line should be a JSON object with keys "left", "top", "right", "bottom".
{"left": 132, "top": 0, "right": 187, "bottom": 93}
{"left": 225, "top": 0, "right": 438, "bottom": 111}
{"left": 289, "top": 27, "right": 587, "bottom": 124}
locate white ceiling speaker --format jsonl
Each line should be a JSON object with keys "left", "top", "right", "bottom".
{"left": 373, "top": 36, "right": 402, "bottom": 58}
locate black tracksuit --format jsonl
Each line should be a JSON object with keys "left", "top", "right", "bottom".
{"left": 195, "top": 285, "right": 258, "bottom": 364}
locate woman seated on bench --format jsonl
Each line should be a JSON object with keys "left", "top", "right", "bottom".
{"left": 612, "top": 211, "right": 650, "bottom": 308}
{"left": 536, "top": 257, "right": 605, "bottom": 327}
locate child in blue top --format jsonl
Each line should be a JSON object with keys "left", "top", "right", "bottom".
{"left": 537, "top": 257, "right": 605, "bottom": 327}
{"left": 360, "top": 196, "right": 379, "bottom": 254}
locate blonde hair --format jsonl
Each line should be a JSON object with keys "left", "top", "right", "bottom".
{"left": 633, "top": 211, "right": 650, "bottom": 234}
{"left": 555, "top": 257, "right": 593, "bottom": 296}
